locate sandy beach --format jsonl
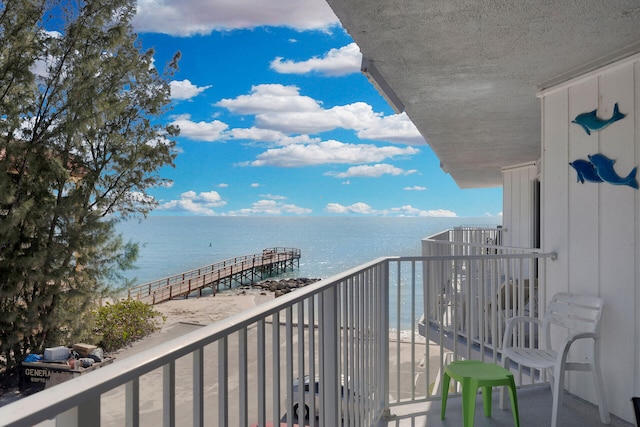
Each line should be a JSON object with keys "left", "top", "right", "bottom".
{"left": 109, "top": 287, "right": 275, "bottom": 361}
{"left": 99, "top": 288, "right": 278, "bottom": 426}
{"left": 151, "top": 288, "right": 274, "bottom": 330}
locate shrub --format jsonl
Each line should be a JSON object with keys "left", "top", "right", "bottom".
{"left": 93, "top": 300, "right": 165, "bottom": 352}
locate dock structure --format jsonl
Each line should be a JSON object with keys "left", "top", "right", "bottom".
{"left": 127, "top": 247, "right": 301, "bottom": 305}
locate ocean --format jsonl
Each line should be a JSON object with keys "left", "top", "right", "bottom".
{"left": 115, "top": 216, "right": 500, "bottom": 286}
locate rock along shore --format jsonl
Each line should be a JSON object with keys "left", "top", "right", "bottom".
{"left": 249, "top": 277, "right": 321, "bottom": 297}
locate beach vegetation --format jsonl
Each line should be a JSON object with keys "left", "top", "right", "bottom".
{"left": 0, "top": 0, "right": 179, "bottom": 371}
{"left": 93, "top": 299, "right": 165, "bottom": 352}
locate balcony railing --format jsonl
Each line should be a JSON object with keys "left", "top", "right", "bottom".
{"left": 0, "top": 229, "right": 556, "bottom": 427}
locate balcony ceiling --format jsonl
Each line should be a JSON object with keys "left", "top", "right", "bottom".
{"left": 325, "top": 0, "right": 640, "bottom": 188}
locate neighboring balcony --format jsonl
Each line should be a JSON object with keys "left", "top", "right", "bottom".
{"left": 0, "top": 228, "right": 625, "bottom": 427}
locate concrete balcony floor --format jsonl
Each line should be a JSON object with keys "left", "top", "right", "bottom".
{"left": 385, "top": 386, "right": 633, "bottom": 427}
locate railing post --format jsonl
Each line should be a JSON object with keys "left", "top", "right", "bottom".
{"left": 257, "top": 320, "right": 266, "bottom": 427}
{"left": 125, "top": 379, "right": 139, "bottom": 427}
{"left": 218, "top": 337, "right": 228, "bottom": 427}
{"left": 163, "top": 361, "right": 175, "bottom": 427}
{"left": 379, "top": 261, "right": 392, "bottom": 419}
{"left": 271, "top": 312, "right": 281, "bottom": 421}
{"left": 239, "top": 328, "right": 248, "bottom": 427}
{"left": 55, "top": 397, "right": 100, "bottom": 427}
{"left": 193, "top": 348, "right": 204, "bottom": 427}
{"left": 319, "top": 286, "right": 339, "bottom": 426}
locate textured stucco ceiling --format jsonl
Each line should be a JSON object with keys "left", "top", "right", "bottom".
{"left": 325, "top": 0, "right": 640, "bottom": 188}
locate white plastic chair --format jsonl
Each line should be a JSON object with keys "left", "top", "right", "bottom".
{"left": 499, "top": 292, "right": 610, "bottom": 427}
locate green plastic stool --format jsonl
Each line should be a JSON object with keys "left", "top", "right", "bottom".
{"left": 441, "top": 360, "right": 520, "bottom": 427}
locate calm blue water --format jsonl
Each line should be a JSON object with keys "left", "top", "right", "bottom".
{"left": 115, "top": 216, "right": 499, "bottom": 330}
{"left": 116, "top": 216, "right": 499, "bottom": 285}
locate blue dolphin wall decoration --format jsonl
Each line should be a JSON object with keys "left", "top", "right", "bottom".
{"left": 587, "top": 153, "right": 638, "bottom": 189}
{"left": 569, "top": 159, "right": 603, "bottom": 184}
{"left": 572, "top": 103, "right": 626, "bottom": 135}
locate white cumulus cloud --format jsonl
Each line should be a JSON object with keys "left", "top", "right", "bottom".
{"left": 133, "top": 0, "right": 339, "bottom": 36}
{"left": 228, "top": 127, "right": 320, "bottom": 146}
{"left": 356, "top": 112, "right": 426, "bottom": 145}
{"left": 228, "top": 127, "right": 288, "bottom": 143}
{"left": 227, "top": 199, "right": 312, "bottom": 216}
{"left": 404, "top": 185, "right": 427, "bottom": 191}
{"left": 260, "top": 194, "right": 287, "bottom": 200}
{"left": 170, "top": 80, "right": 212, "bottom": 100}
{"left": 158, "top": 190, "right": 226, "bottom": 215}
{"left": 170, "top": 114, "right": 228, "bottom": 142}
{"left": 254, "top": 102, "right": 379, "bottom": 135}
{"left": 327, "top": 164, "right": 417, "bottom": 178}
{"left": 217, "top": 84, "right": 321, "bottom": 115}
{"left": 245, "top": 140, "right": 419, "bottom": 167}
{"left": 388, "top": 206, "right": 457, "bottom": 217}
{"left": 325, "top": 203, "right": 458, "bottom": 217}
{"left": 270, "top": 43, "right": 361, "bottom": 76}
{"left": 325, "top": 202, "right": 375, "bottom": 215}
{"left": 216, "top": 84, "right": 424, "bottom": 144}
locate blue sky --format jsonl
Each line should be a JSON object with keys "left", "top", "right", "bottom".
{"left": 131, "top": 0, "right": 503, "bottom": 217}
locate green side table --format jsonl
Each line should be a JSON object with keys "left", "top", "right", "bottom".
{"left": 441, "top": 360, "right": 520, "bottom": 427}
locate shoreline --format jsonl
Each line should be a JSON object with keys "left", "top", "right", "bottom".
{"left": 151, "top": 287, "right": 274, "bottom": 330}
{"left": 114, "top": 277, "right": 423, "bottom": 362}
{"left": 147, "top": 286, "right": 423, "bottom": 344}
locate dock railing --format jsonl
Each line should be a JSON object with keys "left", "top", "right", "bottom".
{"left": 0, "top": 231, "right": 556, "bottom": 427}
{"left": 127, "top": 247, "right": 301, "bottom": 304}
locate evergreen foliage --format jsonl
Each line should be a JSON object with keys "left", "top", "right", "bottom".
{"left": 93, "top": 299, "right": 165, "bottom": 352}
{"left": 0, "top": 0, "right": 179, "bottom": 370}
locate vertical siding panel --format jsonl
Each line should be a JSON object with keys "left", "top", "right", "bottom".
{"left": 566, "top": 79, "right": 602, "bottom": 410}
{"left": 518, "top": 169, "right": 529, "bottom": 247}
{"left": 565, "top": 78, "right": 601, "bottom": 405}
{"left": 567, "top": 80, "right": 599, "bottom": 297}
{"left": 502, "top": 165, "right": 536, "bottom": 248}
{"left": 597, "top": 64, "right": 636, "bottom": 420}
{"left": 502, "top": 169, "right": 514, "bottom": 247}
{"left": 541, "top": 90, "right": 570, "bottom": 301}
{"left": 635, "top": 60, "right": 640, "bottom": 403}
{"left": 512, "top": 170, "right": 521, "bottom": 246}
{"left": 511, "top": 170, "right": 521, "bottom": 246}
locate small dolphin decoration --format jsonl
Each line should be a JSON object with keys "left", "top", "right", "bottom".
{"left": 588, "top": 153, "right": 638, "bottom": 189}
{"left": 569, "top": 159, "right": 603, "bottom": 184}
{"left": 572, "top": 103, "right": 626, "bottom": 135}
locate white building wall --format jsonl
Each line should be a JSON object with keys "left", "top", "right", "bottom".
{"left": 502, "top": 162, "right": 538, "bottom": 248}
{"left": 539, "top": 54, "right": 640, "bottom": 422}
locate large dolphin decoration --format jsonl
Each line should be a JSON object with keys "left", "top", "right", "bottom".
{"left": 588, "top": 153, "right": 638, "bottom": 189}
{"left": 572, "top": 103, "right": 626, "bottom": 135}
{"left": 569, "top": 159, "right": 603, "bottom": 184}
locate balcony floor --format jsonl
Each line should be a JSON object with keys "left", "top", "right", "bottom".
{"left": 385, "top": 385, "right": 633, "bottom": 427}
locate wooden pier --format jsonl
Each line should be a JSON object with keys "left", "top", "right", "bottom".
{"left": 127, "top": 247, "right": 301, "bottom": 305}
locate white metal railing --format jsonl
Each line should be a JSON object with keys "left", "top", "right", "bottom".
{"left": 420, "top": 232, "right": 556, "bottom": 393}
{"left": 419, "top": 253, "right": 550, "bottom": 356}
{"left": 0, "top": 231, "right": 556, "bottom": 427}
{"left": 425, "top": 226, "right": 504, "bottom": 255}
{"left": 0, "top": 259, "right": 390, "bottom": 427}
